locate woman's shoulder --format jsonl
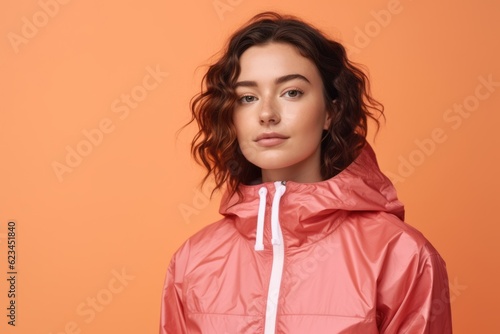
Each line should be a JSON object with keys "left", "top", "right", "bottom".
{"left": 342, "top": 211, "right": 441, "bottom": 260}
{"left": 169, "top": 217, "right": 239, "bottom": 270}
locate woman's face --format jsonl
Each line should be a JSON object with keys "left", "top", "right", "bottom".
{"left": 233, "top": 42, "right": 331, "bottom": 183}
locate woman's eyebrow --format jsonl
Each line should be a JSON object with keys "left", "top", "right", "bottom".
{"left": 276, "top": 73, "right": 310, "bottom": 85}
{"left": 234, "top": 73, "right": 311, "bottom": 88}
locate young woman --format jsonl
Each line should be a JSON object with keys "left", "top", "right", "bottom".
{"left": 160, "top": 12, "right": 452, "bottom": 334}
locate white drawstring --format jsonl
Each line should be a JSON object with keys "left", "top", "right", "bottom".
{"left": 254, "top": 182, "right": 287, "bottom": 251}
{"left": 271, "top": 182, "right": 286, "bottom": 245}
{"left": 255, "top": 187, "right": 267, "bottom": 251}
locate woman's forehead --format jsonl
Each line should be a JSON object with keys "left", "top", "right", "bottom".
{"left": 236, "top": 43, "right": 321, "bottom": 84}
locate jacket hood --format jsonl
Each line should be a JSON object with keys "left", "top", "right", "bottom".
{"left": 219, "top": 143, "right": 405, "bottom": 248}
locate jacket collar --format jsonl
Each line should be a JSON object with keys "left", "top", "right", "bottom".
{"left": 219, "top": 143, "right": 405, "bottom": 249}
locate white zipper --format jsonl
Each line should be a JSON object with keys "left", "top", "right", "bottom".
{"left": 264, "top": 181, "right": 286, "bottom": 334}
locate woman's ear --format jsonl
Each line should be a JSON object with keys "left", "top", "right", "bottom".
{"left": 323, "top": 111, "right": 332, "bottom": 130}
{"left": 323, "top": 100, "right": 336, "bottom": 130}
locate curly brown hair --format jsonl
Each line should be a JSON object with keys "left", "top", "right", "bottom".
{"left": 188, "top": 11, "right": 384, "bottom": 197}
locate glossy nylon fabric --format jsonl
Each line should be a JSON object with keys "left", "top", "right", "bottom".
{"left": 160, "top": 144, "right": 452, "bottom": 333}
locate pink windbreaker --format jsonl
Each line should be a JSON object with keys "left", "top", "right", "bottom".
{"left": 160, "top": 144, "right": 452, "bottom": 333}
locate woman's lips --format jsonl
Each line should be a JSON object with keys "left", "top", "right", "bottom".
{"left": 255, "top": 132, "right": 289, "bottom": 147}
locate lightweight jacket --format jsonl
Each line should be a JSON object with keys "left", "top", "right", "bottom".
{"left": 160, "top": 144, "right": 452, "bottom": 333}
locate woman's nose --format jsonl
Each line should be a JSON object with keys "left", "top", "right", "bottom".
{"left": 259, "top": 99, "right": 280, "bottom": 125}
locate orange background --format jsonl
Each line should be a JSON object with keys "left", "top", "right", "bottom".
{"left": 1, "top": 0, "right": 499, "bottom": 333}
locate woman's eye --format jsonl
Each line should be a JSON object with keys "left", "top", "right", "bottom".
{"left": 239, "top": 95, "right": 257, "bottom": 104}
{"left": 283, "top": 89, "right": 303, "bottom": 98}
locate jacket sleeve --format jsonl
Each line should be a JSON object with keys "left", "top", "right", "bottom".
{"left": 376, "top": 242, "right": 453, "bottom": 333}
{"left": 160, "top": 255, "right": 187, "bottom": 334}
